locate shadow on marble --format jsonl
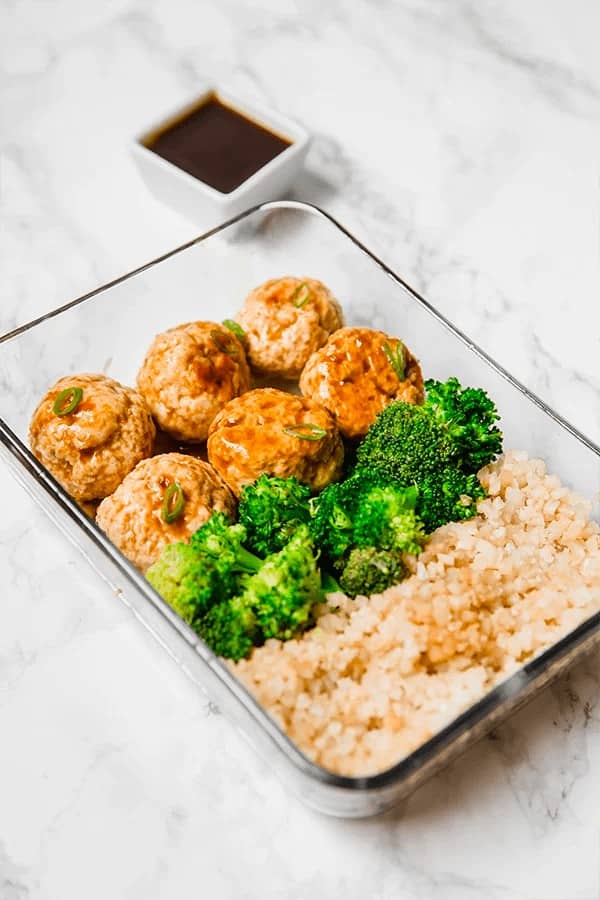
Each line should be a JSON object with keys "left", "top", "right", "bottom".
{"left": 289, "top": 167, "right": 340, "bottom": 208}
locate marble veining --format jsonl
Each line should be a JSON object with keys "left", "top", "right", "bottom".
{"left": 2, "top": 0, "right": 600, "bottom": 897}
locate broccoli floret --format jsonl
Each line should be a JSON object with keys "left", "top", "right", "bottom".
{"left": 190, "top": 512, "right": 260, "bottom": 574}
{"left": 336, "top": 547, "right": 407, "bottom": 598}
{"left": 423, "top": 377, "right": 502, "bottom": 472}
{"left": 146, "top": 542, "right": 229, "bottom": 625}
{"left": 147, "top": 513, "right": 262, "bottom": 626}
{"left": 417, "top": 467, "right": 487, "bottom": 531}
{"left": 198, "top": 595, "right": 257, "bottom": 662}
{"left": 241, "top": 525, "right": 322, "bottom": 640}
{"left": 309, "top": 480, "right": 355, "bottom": 560}
{"left": 200, "top": 525, "right": 323, "bottom": 657}
{"left": 356, "top": 403, "right": 454, "bottom": 485}
{"left": 149, "top": 516, "right": 323, "bottom": 658}
{"left": 321, "top": 570, "right": 342, "bottom": 594}
{"left": 357, "top": 379, "right": 502, "bottom": 482}
{"left": 355, "top": 379, "right": 502, "bottom": 532}
{"left": 353, "top": 483, "right": 426, "bottom": 556}
{"left": 310, "top": 472, "right": 423, "bottom": 595}
{"left": 238, "top": 474, "right": 311, "bottom": 556}
{"left": 309, "top": 469, "right": 425, "bottom": 560}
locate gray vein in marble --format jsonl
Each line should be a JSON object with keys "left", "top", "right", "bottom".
{"left": 359, "top": 0, "right": 600, "bottom": 119}
{"left": 0, "top": 145, "right": 106, "bottom": 334}
{"left": 35, "top": 742, "right": 126, "bottom": 885}
{"left": 0, "top": 842, "right": 32, "bottom": 900}
{"left": 485, "top": 674, "right": 596, "bottom": 836}
{"left": 462, "top": 2, "right": 600, "bottom": 116}
{"left": 530, "top": 332, "right": 600, "bottom": 400}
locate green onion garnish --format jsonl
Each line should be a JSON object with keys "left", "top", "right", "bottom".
{"left": 53, "top": 386, "right": 83, "bottom": 416}
{"left": 383, "top": 341, "right": 405, "bottom": 381}
{"left": 162, "top": 482, "right": 185, "bottom": 523}
{"left": 284, "top": 423, "right": 327, "bottom": 441}
{"left": 291, "top": 282, "right": 311, "bottom": 308}
{"left": 211, "top": 329, "right": 238, "bottom": 356}
{"left": 222, "top": 319, "right": 246, "bottom": 341}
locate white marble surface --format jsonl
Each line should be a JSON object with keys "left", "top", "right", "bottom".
{"left": 2, "top": 0, "right": 600, "bottom": 896}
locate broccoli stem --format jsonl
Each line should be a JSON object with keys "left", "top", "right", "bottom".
{"left": 321, "top": 571, "right": 342, "bottom": 594}
{"left": 235, "top": 545, "right": 263, "bottom": 573}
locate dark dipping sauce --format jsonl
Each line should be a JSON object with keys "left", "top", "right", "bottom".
{"left": 144, "top": 95, "right": 292, "bottom": 194}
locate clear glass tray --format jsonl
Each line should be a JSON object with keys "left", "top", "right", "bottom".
{"left": 2, "top": 200, "right": 600, "bottom": 818}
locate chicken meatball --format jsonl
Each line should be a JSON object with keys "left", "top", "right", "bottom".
{"left": 29, "top": 373, "right": 155, "bottom": 502}
{"left": 299, "top": 327, "right": 424, "bottom": 440}
{"left": 234, "top": 277, "right": 343, "bottom": 379}
{"left": 137, "top": 321, "right": 250, "bottom": 443}
{"left": 207, "top": 388, "right": 344, "bottom": 497}
{"left": 96, "top": 453, "right": 235, "bottom": 572}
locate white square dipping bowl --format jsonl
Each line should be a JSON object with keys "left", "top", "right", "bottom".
{"left": 132, "top": 85, "right": 311, "bottom": 229}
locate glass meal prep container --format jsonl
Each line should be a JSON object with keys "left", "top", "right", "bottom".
{"left": 1, "top": 200, "right": 600, "bottom": 819}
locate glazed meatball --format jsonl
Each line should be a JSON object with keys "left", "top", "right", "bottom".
{"left": 96, "top": 453, "right": 236, "bottom": 572}
{"left": 207, "top": 388, "right": 344, "bottom": 497}
{"left": 29, "top": 373, "right": 155, "bottom": 502}
{"left": 137, "top": 321, "right": 250, "bottom": 443}
{"left": 299, "top": 327, "right": 424, "bottom": 440}
{"left": 234, "top": 277, "right": 343, "bottom": 379}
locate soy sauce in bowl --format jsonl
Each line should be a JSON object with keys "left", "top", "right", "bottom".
{"left": 143, "top": 94, "right": 292, "bottom": 194}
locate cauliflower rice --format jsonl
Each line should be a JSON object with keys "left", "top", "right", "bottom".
{"left": 233, "top": 451, "right": 600, "bottom": 776}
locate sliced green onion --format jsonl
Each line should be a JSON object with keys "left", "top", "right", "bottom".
{"left": 222, "top": 319, "right": 246, "bottom": 341}
{"left": 284, "top": 423, "right": 327, "bottom": 441}
{"left": 291, "top": 282, "right": 311, "bottom": 308}
{"left": 383, "top": 341, "right": 406, "bottom": 381}
{"left": 162, "top": 482, "right": 185, "bottom": 523}
{"left": 211, "top": 329, "right": 238, "bottom": 356}
{"left": 53, "top": 386, "right": 83, "bottom": 416}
